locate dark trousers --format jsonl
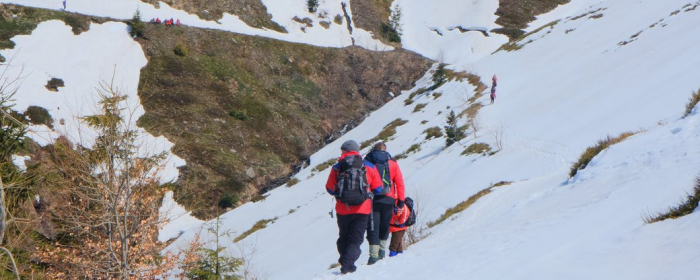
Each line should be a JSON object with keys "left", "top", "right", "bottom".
{"left": 390, "top": 229, "right": 406, "bottom": 252}
{"left": 366, "top": 202, "right": 393, "bottom": 245}
{"left": 337, "top": 213, "right": 370, "bottom": 271}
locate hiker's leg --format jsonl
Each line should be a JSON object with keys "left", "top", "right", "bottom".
{"left": 377, "top": 203, "right": 393, "bottom": 259}
{"left": 342, "top": 214, "right": 369, "bottom": 271}
{"left": 336, "top": 214, "right": 352, "bottom": 262}
{"left": 366, "top": 203, "right": 381, "bottom": 245}
{"left": 389, "top": 230, "right": 403, "bottom": 252}
{"left": 394, "top": 230, "right": 406, "bottom": 253}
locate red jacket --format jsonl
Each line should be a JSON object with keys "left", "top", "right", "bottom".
{"left": 389, "top": 204, "right": 410, "bottom": 233}
{"left": 364, "top": 155, "right": 405, "bottom": 203}
{"left": 325, "top": 151, "right": 383, "bottom": 215}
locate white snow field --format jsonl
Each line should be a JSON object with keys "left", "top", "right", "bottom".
{"left": 2, "top": 0, "right": 700, "bottom": 279}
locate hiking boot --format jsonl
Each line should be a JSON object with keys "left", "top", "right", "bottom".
{"left": 378, "top": 239, "right": 388, "bottom": 260}
{"left": 368, "top": 245, "right": 379, "bottom": 265}
{"left": 340, "top": 266, "right": 356, "bottom": 275}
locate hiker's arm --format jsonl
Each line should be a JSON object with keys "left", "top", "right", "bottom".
{"left": 325, "top": 165, "right": 339, "bottom": 195}
{"left": 368, "top": 167, "right": 384, "bottom": 195}
{"left": 392, "top": 161, "right": 406, "bottom": 203}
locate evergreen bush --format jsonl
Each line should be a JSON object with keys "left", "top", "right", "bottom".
{"left": 24, "top": 105, "right": 54, "bottom": 128}
{"left": 444, "top": 111, "right": 466, "bottom": 146}
{"left": 128, "top": 9, "right": 146, "bottom": 38}
{"left": 307, "top": 0, "right": 319, "bottom": 13}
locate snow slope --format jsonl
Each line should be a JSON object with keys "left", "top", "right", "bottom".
{"left": 0, "top": 0, "right": 390, "bottom": 50}
{"left": 3, "top": 0, "right": 700, "bottom": 278}
{"left": 0, "top": 20, "right": 185, "bottom": 181}
{"left": 161, "top": 0, "right": 700, "bottom": 279}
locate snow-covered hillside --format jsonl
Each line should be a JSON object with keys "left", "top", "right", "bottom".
{"left": 0, "top": 0, "right": 390, "bottom": 50}
{"left": 3, "top": 0, "right": 700, "bottom": 278}
{"left": 160, "top": 0, "right": 700, "bottom": 279}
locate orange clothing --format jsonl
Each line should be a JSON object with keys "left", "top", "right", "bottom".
{"left": 325, "top": 151, "right": 383, "bottom": 215}
{"left": 389, "top": 204, "right": 410, "bottom": 233}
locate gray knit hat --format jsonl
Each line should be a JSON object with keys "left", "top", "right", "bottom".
{"left": 340, "top": 140, "right": 360, "bottom": 152}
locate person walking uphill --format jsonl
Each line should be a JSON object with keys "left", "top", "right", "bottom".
{"left": 490, "top": 74, "right": 497, "bottom": 104}
{"left": 326, "top": 140, "right": 384, "bottom": 275}
{"left": 363, "top": 142, "right": 405, "bottom": 265}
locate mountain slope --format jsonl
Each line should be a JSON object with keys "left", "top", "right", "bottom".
{"left": 163, "top": 0, "right": 700, "bottom": 279}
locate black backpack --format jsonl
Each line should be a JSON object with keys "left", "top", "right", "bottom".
{"left": 335, "top": 155, "right": 371, "bottom": 206}
{"left": 404, "top": 197, "right": 417, "bottom": 227}
{"left": 365, "top": 150, "right": 392, "bottom": 196}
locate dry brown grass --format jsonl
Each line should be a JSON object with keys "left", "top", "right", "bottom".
{"left": 683, "top": 88, "right": 700, "bottom": 118}
{"left": 428, "top": 181, "right": 512, "bottom": 228}
{"left": 234, "top": 218, "right": 277, "bottom": 242}
{"left": 569, "top": 131, "right": 638, "bottom": 178}
{"left": 360, "top": 119, "right": 409, "bottom": 149}
{"left": 644, "top": 175, "right": 700, "bottom": 223}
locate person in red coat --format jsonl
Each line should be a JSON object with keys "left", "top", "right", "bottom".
{"left": 389, "top": 203, "right": 410, "bottom": 256}
{"left": 326, "top": 140, "right": 383, "bottom": 275}
{"left": 363, "top": 142, "right": 405, "bottom": 264}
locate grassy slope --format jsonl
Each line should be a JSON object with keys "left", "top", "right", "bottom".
{"left": 136, "top": 24, "right": 430, "bottom": 218}
{"left": 493, "top": 0, "right": 571, "bottom": 40}
{"left": 349, "top": 0, "right": 398, "bottom": 46}
{"left": 140, "top": 0, "right": 286, "bottom": 33}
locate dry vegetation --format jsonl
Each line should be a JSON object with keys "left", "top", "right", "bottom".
{"left": 359, "top": 118, "right": 409, "bottom": 149}
{"left": 683, "top": 88, "right": 700, "bottom": 118}
{"left": 461, "top": 142, "right": 492, "bottom": 156}
{"left": 644, "top": 175, "right": 700, "bottom": 223}
{"left": 569, "top": 131, "right": 637, "bottom": 178}
{"left": 428, "top": 181, "right": 512, "bottom": 228}
{"left": 234, "top": 218, "right": 277, "bottom": 242}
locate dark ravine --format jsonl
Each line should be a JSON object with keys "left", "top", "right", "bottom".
{"left": 135, "top": 24, "right": 431, "bottom": 218}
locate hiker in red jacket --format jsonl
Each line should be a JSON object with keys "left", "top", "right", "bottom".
{"left": 363, "top": 142, "right": 405, "bottom": 264}
{"left": 389, "top": 203, "right": 411, "bottom": 257}
{"left": 326, "top": 140, "right": 383, "bottom": 275}
{"left": 490, "top": 74, "right": 497, "bottom": 104}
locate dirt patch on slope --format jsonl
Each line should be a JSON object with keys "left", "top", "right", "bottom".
{"left": 349, "top": 0, "right": 399, "bottom": 47}
{"left": 493, "top": 0, "right": 570, "bottom": 40}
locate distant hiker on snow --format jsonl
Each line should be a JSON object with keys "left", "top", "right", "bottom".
{"left": 490, "top": 74, "right": 497, "bottom": 104}
{"left": 363, "top": 142, "right": 405, "bottom": 265}
{"left": 62, "top": 0, "right": 66, "bottom": 10}
{"left": 326, "top": 140, "right": 384, "bottom": 275}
